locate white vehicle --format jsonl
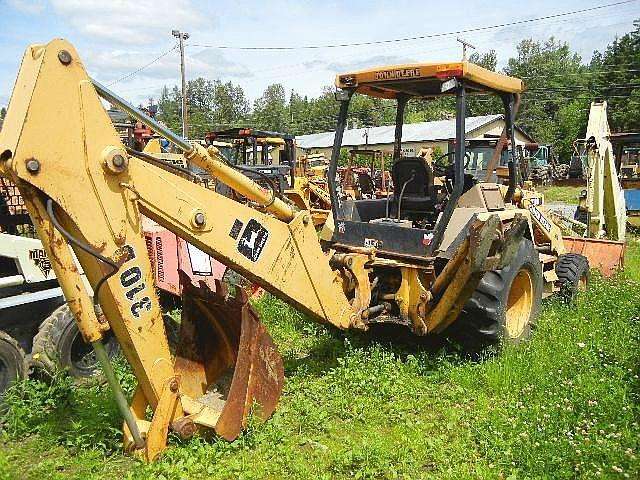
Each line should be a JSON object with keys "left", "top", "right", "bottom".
{"left": 0, "top": 185, "right": 118, "bottom": 398}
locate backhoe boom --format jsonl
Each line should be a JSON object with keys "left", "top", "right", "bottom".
{"left": 0, "top": 39, "right": 536, "bottom": 461}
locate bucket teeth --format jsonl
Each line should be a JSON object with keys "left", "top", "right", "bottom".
{"left": 173, "top": 270, "right": 284, "bottom": 441}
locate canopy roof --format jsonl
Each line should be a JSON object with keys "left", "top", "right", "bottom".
{"left": 335, "top": 61, "right": 524, "bottom": 99}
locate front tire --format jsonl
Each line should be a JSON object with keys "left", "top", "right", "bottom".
{"left": 32, "top": 305, "right": 119, "bottom": 380}
{"left": 0, "top": 331, "right": 28, "bottom": 399}
{"left": 555, "top": 253, "right": 589, "bottom": 301}
{"left": 448, "top": 239, "right": 543, "bottom": 350}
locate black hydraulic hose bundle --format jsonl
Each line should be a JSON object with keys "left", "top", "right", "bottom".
{"left": 126, "top": 147, "right": 196, "bottom": 180}
{"left": 46, "top": 198, "right": 119, "bottom": 306}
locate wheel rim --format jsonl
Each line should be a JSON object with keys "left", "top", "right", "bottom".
{"left": 70, "top": 333, "right": 97, "bottom": 374}
{"left": 505, "top": 268, "right": 534, "bottom": 339}
{"left": 578, "top": 274, "right": 588, "bottom": 292}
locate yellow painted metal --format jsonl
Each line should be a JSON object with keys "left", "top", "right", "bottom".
{"left": 284, "top": 174, "right": 331, "bottom": 227}
{"left": 144, "top": 378, "right": 181, "bottom": 462}
{"left": 123, "top": 386, "right": 150, "bottom": 453}
{"left": 131, "top": 160, "right": 353, "bottom": 327}
{"left": 582, "top": 101, "right": 626, "bottom": 241}
{"left": 188, "top": 144, "right": 298, "bottom": 221}
{"left": 397, "top": 267, "right": 429, "bottom": 334}
{"left": 335, "top": 61, "right": 524, "bottom": 98}
{"left": 263, "top": 137, "right": 286, "bottom": 145}
{"left": 0, "top": 44, "right": 178, "bottom": 415}
{"left": 15, "top": 184, "right": 107, "bottom": 343}
{"left": 340, "top": 253, "right": 371, "bottom": 327}
{"left": 426, "top": 247, "right": 474, "bottom": 334}
{"left": 142, "top": 138, "right": 162, "bottom": 154}
{"left": 498, "top": 185, "right": 567, "bottom": 257}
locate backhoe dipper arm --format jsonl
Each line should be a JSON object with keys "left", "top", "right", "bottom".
{"left": 0, "top": 40, "right": 353, "bottom": 460}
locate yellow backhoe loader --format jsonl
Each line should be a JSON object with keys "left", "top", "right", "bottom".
{"left": 1, "top": 40, "right": 597, "bottom": 461}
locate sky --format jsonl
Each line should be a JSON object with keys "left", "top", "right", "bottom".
{"left": 0, "top": 0, "right": 638, "bottom": 110}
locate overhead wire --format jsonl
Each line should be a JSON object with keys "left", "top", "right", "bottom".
{"left": 104, "top": 5, "right": 636, "bottom": 103}
{"left": 106, "top": 44, "right": 179, "bottom": 87}
{"left": 102, "top": 2, "right": 639, "bottom": 136}
{"left": 187, "top": 0, "right": 638, "bottom": 51}
{"left": 183, "top": 9, "right": 634, "bottom": 87}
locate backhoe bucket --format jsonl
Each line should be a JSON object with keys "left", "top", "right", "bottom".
{"left": 174, "top": 272, "right": 284, "bottom": 440}
{"left": 563, "top": 236, "right": 625, "bottom": 278}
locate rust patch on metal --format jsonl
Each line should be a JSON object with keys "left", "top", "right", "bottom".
{"left": 173, "top": 272, "right": 284, "bottom": 441}
{"left": 563, "top": 236, "right": 625, "bottom": 277}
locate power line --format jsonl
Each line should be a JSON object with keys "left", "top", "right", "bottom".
{"left": 110, "top": 9, "right": 635, "bottom": 98}
{"left": 188, "top": 0, "right": 638, "bottom": 51}
{"left": 107, "top": 44, "right": 179, "bottom": 87}
{"left": 521, "top": 67, "right": 640, "bottom": 79}
{"left": 189, "top": 11, "right": 631, "bottom": 86}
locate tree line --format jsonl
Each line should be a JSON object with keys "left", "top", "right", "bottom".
{"left": 151, "top": 21, "right": 638, "bottom": 161}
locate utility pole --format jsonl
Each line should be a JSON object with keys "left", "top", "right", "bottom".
{"left": 456, "top": 37, "right": 476, "bottom": 61}
{"left": 172, "top": 29, "right": 190, "bottom": 138}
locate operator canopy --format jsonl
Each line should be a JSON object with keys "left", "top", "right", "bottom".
{"left": 335, "top": 61, "right": 524, "bottom": 99}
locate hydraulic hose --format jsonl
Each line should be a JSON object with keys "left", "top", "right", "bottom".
{"left": 396, "top": 173, "right": 416, "bottom": 221}
{"left": 46, "top": 198, "right": 144, "bottom": 450}
{"left": 46, "top": 198, "right": 118, "bottom": 306}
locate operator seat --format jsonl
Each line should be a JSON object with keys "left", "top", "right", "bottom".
{"left": 391, "top": 157, "right": 435, "bottom": 218}
{"left": 357, "top": 171, "right": 376, "bottom": 197}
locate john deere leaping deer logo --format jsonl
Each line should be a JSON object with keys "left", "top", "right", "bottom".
{"left": 29, "top": 248, "right": 52, "bottom": 278}
{"left": 237, "top": 219, "right": 269, "bottom": 262}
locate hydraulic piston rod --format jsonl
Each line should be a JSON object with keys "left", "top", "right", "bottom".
{"left": 92, "top": 80, "right": 297, "bottom": 221}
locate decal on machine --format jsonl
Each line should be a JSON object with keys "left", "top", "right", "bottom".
{"left": 364, "top": 238, "right": 382, "bottom": 249}
{"left": 29, "top": 248, "right": 52, "bottom": 278}
{"left": 237, "top": 219, "right": 269, "bottom": 262}
{"left": 528, "top": 204, "right": 552, "bottom": 232}
{"left": 375, "top": 68, "right": 421, "bottom": 81}
{"left": 229, "top": 219, "right": 244, "bottom": 240}
{"left": 117, "top": 245, "right": 152, "bottom": 318}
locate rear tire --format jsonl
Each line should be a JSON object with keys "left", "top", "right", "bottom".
{"left": 447, "top": 239, "right": 543, "bottom": 350}
{"left": 555, "top": 253, "right": 589, "bottom": 301}
{"left": 32, "top": 305, "right": 119, "bottom": 380}
{"left": 0, "top": 331, "right": 28, "bottom": 399}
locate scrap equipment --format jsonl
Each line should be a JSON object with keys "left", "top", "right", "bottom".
{"left": 569, "top": 102, "right": 626, "bottom": 275}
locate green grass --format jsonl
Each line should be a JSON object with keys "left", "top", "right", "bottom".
{"left": 1, "top": 248, "right": 639, "bottom": 479}
{"left": 539, "top": 185, "right": 582, "bottom": 204}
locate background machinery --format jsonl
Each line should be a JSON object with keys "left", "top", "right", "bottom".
{"left": 611, "top": 132, "right": 640, "bottom": 223}
{"left": 0, "top": 178, "right": 120, "bottom": 397}
{"left": 204, "top": 128, "right": 296, "bottom": 195}
{"left": 0, "top": 40, "right": 604, "bottom": 461}
{"left": 204, "top": 128, "right": 331, "bottom": 227}
{"left": 339, "top": 148, "right": 390, "bottom": 199}
{"left": 565, "top": 102, "right": 626, "bottom": 275}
